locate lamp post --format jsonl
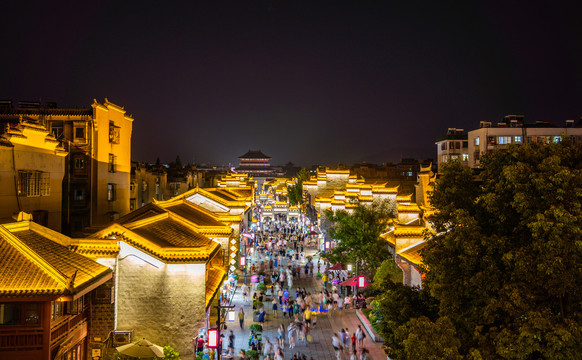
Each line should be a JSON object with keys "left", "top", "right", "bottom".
{"left": 213, "top": 303, "right": 235, "bottom": 360}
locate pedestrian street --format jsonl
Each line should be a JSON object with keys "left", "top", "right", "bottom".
{"left": 224, "top": 244, "right": 385, "bottom": 360}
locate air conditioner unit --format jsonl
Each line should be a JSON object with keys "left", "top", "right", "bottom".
{"left": 113, "top": 330, "right": 133, "bottom": 345}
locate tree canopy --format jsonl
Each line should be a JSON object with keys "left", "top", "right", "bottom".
{"left": 288, "top": 168, "right": 311, "bottom": 206}
{"left": 324, "top": 200, "right": 396, "bottom": 277}
{"left": 381, "top": 140, "right": 582, "bottom": 359}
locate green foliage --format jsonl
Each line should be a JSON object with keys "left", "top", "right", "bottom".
{"left": 324, "top": 199, "right": 396, "bottom": 277}
{"left": 248, "top": 323, "right": 263, "bottom": 333}
{"left": 108, "top": 353, "right": 122, "bottom": 360}
{"left": 256, "top": 282, "right": 267, "bottom": 292}
{"left": 253, "top": 300, "right": 263, "bottom": 309}
{"left": 374, "top": 258, "right": 403, "bottom": 285}
{"left": 410, "top": 140, "right": 582, "bottom": 359}
{"left": 288, "top": 168, "right": 311, "bottom": 206}
{"left": 375, "top": 279, "right": 439, "bottom": 358}
{"left": 162, "top": 345, "right": 181, "bottom": 360}
{"left": 246, "top": 349, "right": 260, "bottom": 360}
{"left": 398, "top": 316, "right": 462, "bottom": 360}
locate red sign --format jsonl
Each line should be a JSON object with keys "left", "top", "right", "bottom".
{"left": 358, "top": 276, "right": 365, "bottom": 288}
{"left": 208, "top": 328, "right": 218, "bottom": 348}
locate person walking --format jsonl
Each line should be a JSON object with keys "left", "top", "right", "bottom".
{"left": 356, "top": 325, "right": 365, "bottom": 349}
{"left": 278, "top": 323, "right": 286, "bottom": 348}
{"left": 238, "top": 307, "right": 245, "bottom": 329}
{"left": 272, "top": 298, "right": 278, "bottom": 318}
{"left": 332, "top": 333, "right": 342, "bottom": 360}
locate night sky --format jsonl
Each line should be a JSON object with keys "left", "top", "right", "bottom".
{"left": 1, "top": 1, "right": 580, "bottom": 167}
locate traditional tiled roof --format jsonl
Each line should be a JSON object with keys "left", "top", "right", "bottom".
{"left": 206, "top": 267, "right": 226, "bottom": 308}
{"left": 397, "top": 240, "right": 426, "bottom": 265}
{"left": 397, "top": 204, "right": 421, "bottom": 213}
{"left": 238, "top": 150, "right": 271, "bottom": 159}
{"left": 394, "top": 225, "right": 426, "bottom": 237}
{"left": 129, "top": 217, "right": 213, "bottom": 248}
{"left": 164, "top": 202, "right": 225, "bottom": 227}
{"left": 396, "top": 194, "right": 413, "bottom": 202}
{"left": 0, "top": 222, "right": 111, "bottom": 298}
{"left": 116, "top": 204, "right": 167, "bottom": 225}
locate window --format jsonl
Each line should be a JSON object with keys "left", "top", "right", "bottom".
{"left": 130, "top": 199, "right": 137, "bottom": 211}
{"left": 554, "top": 136, "right": 562, "bottom": 143}
{"left": 108, "top": 154, "right": 116, "bottom": 173}
{"left": 109, "top": 121, "right": 120, "bottom": 144}
{"left": 442, "top": 155, "right": 449, "bottom": 163}
{"left": 451, "top": 154, "right": 459, "bottom": 160}
{"left": 514, "top": 136, "right": 522, "bottom": 143}
{"left": 474, "top": 137, "right": 480, "bottom": 146}
{"left": 18, "top": 171, "right": 50, "bottom": 197}
{"left": 74, "top": 126, "right": 85, "bottom": 140}
{"left": 107, "top": 183, "right": 116, "bottom": 201}
{"left": 51, "top": 125, "right": 64, "bottom": 140}
{"left": 441, "top": 142, "right": 447, "bottom": 151}
{"left": 0, "top": 303, "right": 40, "bottom": 326}
{"left": 488, "top": 136, "right": 497, "bottom": 145}
{"left": 498, "top": 136, "right": 512, "bottom": 145}
{"left": 462, "top": 141, "right": 468, "bottom": 148}
{"left": 74, "top": 189, "right": 84, "bottom": 201}
{"left": 474, "top": 151, "right": 480, "bottom": 161}
{"left": 462, "top": 153, "right": 469, "bottom": 161}
{"left": 74, "top": 156, "right": 85, "bottom": 169}
{"left": 0, "top": 303, "right": 20, "bottom": 325}
{"left": 407, "top": 171, "right": 413, "bottom": 176}
{"left": 51, "top": 301, "right": 63, "bottom": 321}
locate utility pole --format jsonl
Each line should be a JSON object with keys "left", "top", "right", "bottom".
{"left": 213, "top": 304, "right": 235, "bottom": 360}
{"left": 355, "top": 256, "right": 359, "bottom": 298}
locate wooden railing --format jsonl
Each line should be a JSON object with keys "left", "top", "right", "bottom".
{"left": 50, "top": 309, "right": 87, "bottom": 345}
{"left": 0, "top": 328, "right": 44, "bottom": 350}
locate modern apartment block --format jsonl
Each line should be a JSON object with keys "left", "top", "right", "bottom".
{"left": 435, "top": 128, "right": 468, "bottom": 172}
{"left": 0, "top": 99, "right": 133, "bottom": 236}
{"left": 436, "top": 115, "right": 582, "bottom": 171}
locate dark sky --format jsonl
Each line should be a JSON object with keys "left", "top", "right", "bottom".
{"left": 1, "top": 1, "right": 580, "bottom": 167}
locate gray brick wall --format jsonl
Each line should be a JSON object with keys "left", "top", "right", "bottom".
{"left": 116, "top": 257, "right": 207, "bottom": 358}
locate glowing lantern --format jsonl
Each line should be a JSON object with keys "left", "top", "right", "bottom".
{"left": 325, "top": 241, "right": 330, "bottom": 250}
{"left": 240, "top": 256, "right": 246, "bottom": 267}
{"left": 347, "top": 264, "right": 353, "bottom": 272}
{"left": 208, "top": 328, "right": 218, "bottom": 348}
{"left": 358, "top": 276, "right": 365, "bottom": 288}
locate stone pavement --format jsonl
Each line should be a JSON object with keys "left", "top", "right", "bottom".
{"left": 225, "top": 249, "right": 386, "bottom": 360}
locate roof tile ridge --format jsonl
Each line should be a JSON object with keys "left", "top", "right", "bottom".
{"left": 0, "top": 223, "right": 69, "bottom": 288}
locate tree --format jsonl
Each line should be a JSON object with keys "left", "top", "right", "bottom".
{"left": 324, "top": 200, "right": 395, "bottom": 277}
{"left": 288, "top": 168, "right": 311, "bottom": 206}
{"left": 418, "top": 140, "right": 582, "bottom": 359}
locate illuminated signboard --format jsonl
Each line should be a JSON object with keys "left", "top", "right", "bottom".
{"left": 208, "top": 328, "right": 218, "bottom": 348}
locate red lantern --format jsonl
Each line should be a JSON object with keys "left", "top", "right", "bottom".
{"left": 208, "top": 328, "right": 218, "bottom": 348}
{"left": 358, "top": 276, "right": 365, "bottom": 288}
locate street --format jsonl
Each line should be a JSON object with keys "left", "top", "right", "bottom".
{"left": 225, "top": 235, "right": 385, "bottom": 360}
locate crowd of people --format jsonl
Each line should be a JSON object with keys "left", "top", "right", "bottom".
{"left": 231, "top": 219, "right": 371, "bottom": 360}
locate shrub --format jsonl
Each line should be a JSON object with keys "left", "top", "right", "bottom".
{"left": 246, "top": 349, "right": 260, "bottom": 360}
{"left": 253, "top": 300, "right": 263, "bottom": 309}
{"left": 163, "top": 345, "right": 181, "bottom": 360}
{"left": 256, "top": 283, "right": 267, "bottom": 292}
{"left": 248, "top": 324, "right": 263, "bottom": 333}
